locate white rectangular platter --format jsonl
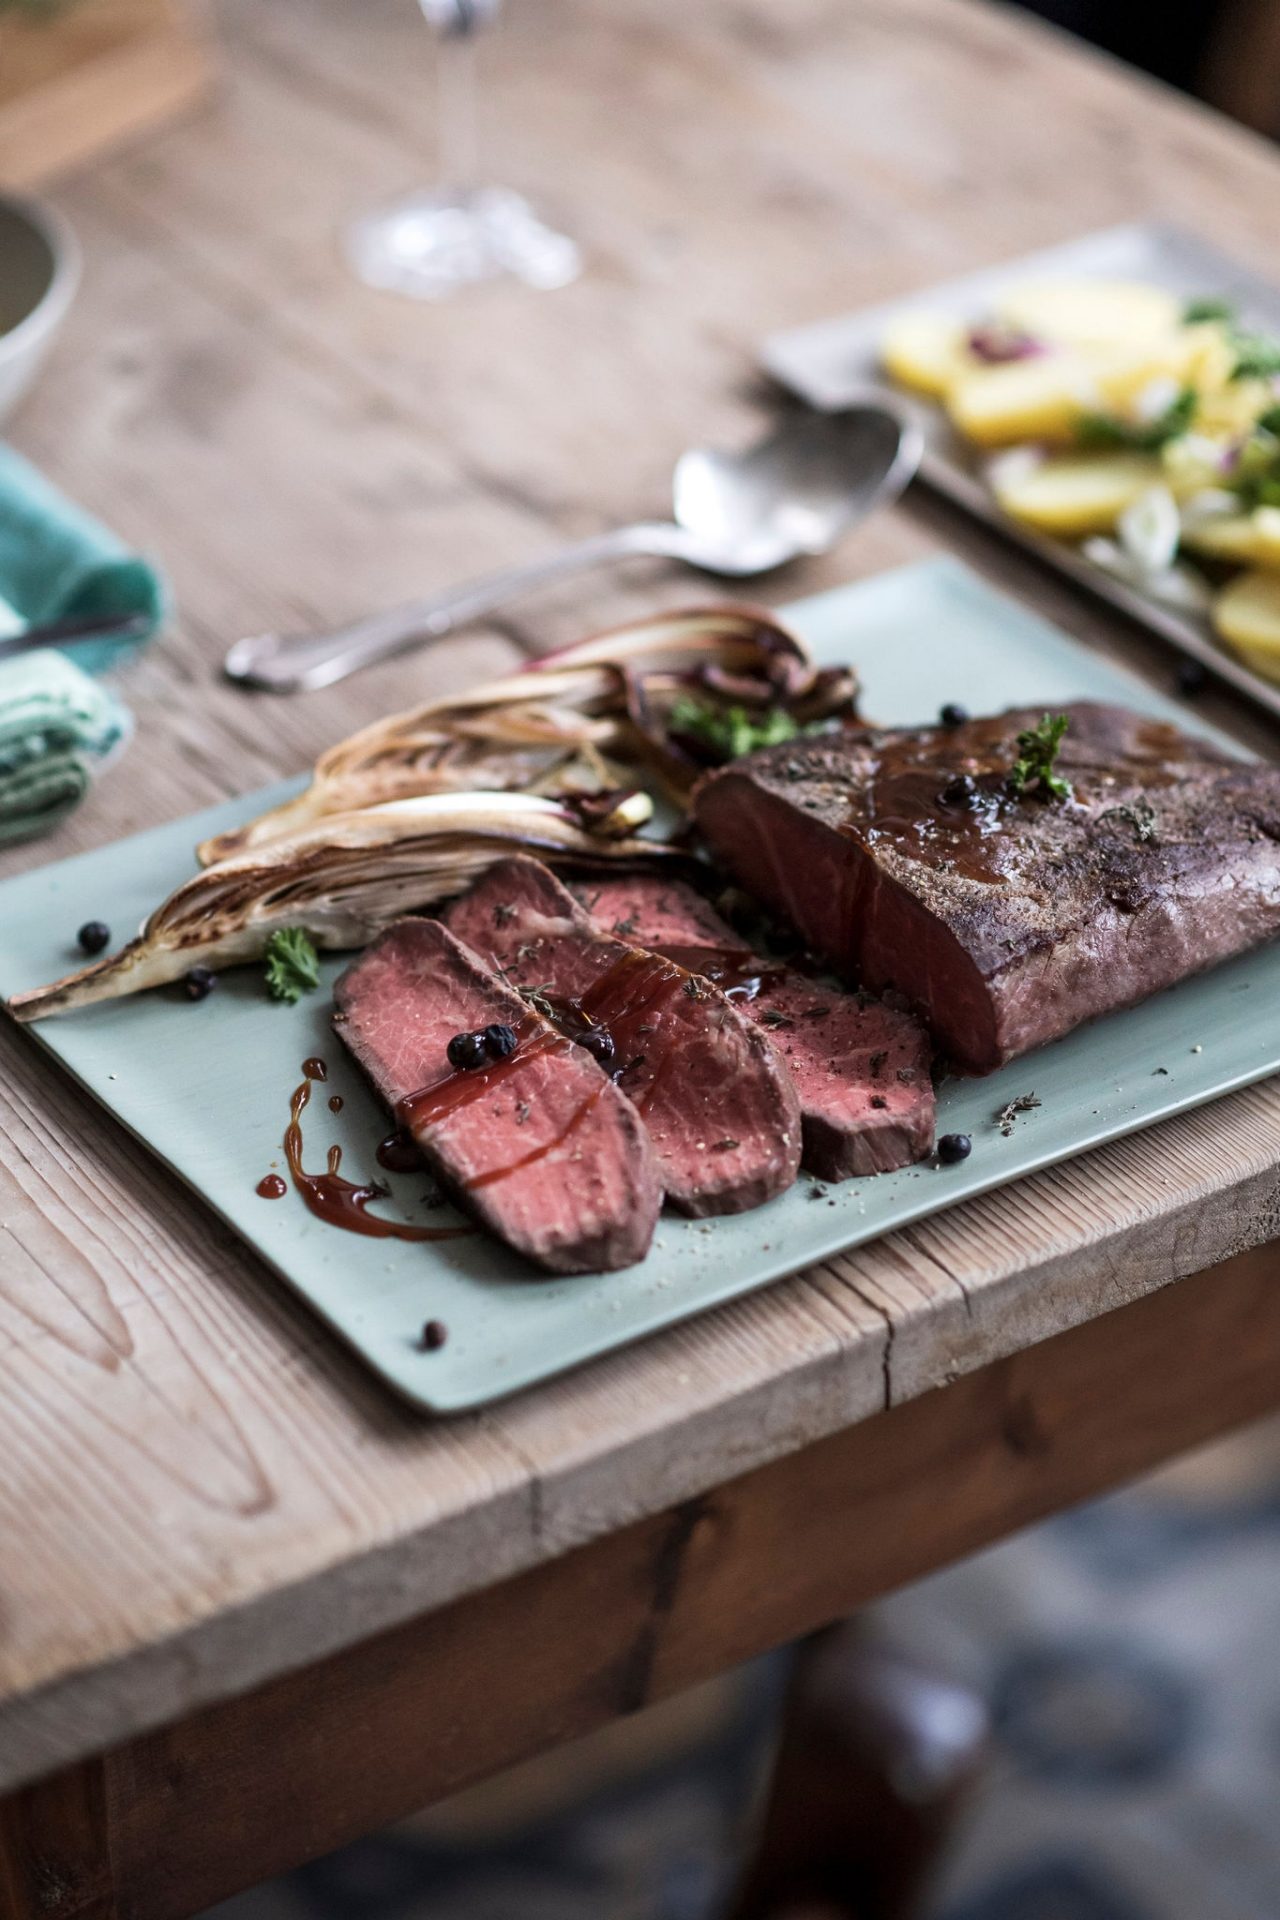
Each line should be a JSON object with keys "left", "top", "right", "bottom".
{"left": 2, "top": 558, "right": 1277, "bottom": 1413}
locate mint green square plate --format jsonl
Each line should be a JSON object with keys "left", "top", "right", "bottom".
{"left": 2, "top": 558, "right": 1277, "bottom": 1413}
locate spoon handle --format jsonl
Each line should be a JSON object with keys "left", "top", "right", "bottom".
{"left": 223, "top": 521, "right": 691, "bottom": 693}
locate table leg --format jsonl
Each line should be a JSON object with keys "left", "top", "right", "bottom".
{"left": 721, "top": 1630, "right": 989, "bottom": 1920}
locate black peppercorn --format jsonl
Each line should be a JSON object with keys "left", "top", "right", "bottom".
{"left": 447, "top": 1030, "right": 489, "bottom": 1071}
{"left": 421, "top": 1318, "right": 448, "bottom": 1351}
{"left": 939, "top": 703, "right": 969, "bottom": 728}
{"left": 939, "top": 774, "right": 977, "bottom": 809}
{"left": 77, "top": 920, "right": 111, "bottom": 955}
{"left": 937, "top": 1132, "right": 972, "bottom": 1164}
{"left": 1176, "top": 658, "right": 1208, "bottom": 697}
{"left": 579, "top": 1025, "right": 617, "bottom": 1069}
{"left": 483, "top": 1022, "right": 519, "bottom": 1060}
{"left": 185, "top": 966, "right": 217, "bottom": 1001}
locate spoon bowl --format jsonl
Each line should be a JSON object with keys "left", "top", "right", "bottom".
{"left": 671, "top": 406, "right": 920, "bottom": 575}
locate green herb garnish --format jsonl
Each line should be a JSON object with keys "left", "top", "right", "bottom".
{"left": 667, "top": 694, "right": 801, "bottom": 760}
{"left": 264, "top": 927, "right": 321, "bottom": 1003}
{"left": 1225, "top": 422, "right": 1280, "bottom": 508}
{"left": 1075, "top": 386, "right": 1196, "bottom": 452}
{"left": 1183, "top": 297, "right": 1236, "bottom": 325}
{"left": 1230, "top": 330, "right": 1280, "bottom": 382}
{"left": 1008, "top": 713, "right": 1072, "bottom": 801}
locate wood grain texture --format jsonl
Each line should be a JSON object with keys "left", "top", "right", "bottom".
{"left": 11, "top": 1237, "right": 1280, "bottom": 1920}
{"left": 0, "top": 0, "right": 211, "bottom": 192}
{"left": 4, "top": 0, "right": 1280, "bottom": 1801}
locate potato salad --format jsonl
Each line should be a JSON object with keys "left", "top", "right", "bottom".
{"left": 881, "top": 280, "right": 1280, "bottom": 682}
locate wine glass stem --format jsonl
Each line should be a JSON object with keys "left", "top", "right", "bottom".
{"left": 438, "top": 29, "right": 480, "bottom": 196}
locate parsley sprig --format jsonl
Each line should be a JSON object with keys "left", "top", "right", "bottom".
{"left": 1183, "top": 296, "right": 1236, "bottom": 325}
{"left": 1225, "top": 421, "right": 1280, "bottom": 509}
{"left": 264, "top": 927, "right": 321, "bottom": 1003}
{"left": 1229, "top": 330, "right": 1280, "bottom": 382}
{"left": 1075, "top": 386, "right": 1196, "bottom": 452}
{"left": 667, "top": 695, "right": 801, "bottom": 760}
{"left": 1008, "top": 713, "right": 1072, "bottom": 802}
{"left": 1176, "top": 298, "right": 1280, "bottom": 382}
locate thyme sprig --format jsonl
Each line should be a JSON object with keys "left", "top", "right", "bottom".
{"left": 518, "top": 982, "right": 558, "bottom": 1021}
{"left": 1008, "top": 713, "right": 1072, "bottom": 801}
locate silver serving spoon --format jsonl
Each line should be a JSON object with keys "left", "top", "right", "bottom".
{"left": 224, "top": 405, "right": 921, "bottom": 693}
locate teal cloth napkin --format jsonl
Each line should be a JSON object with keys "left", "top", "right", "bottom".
{"left": 0, "top": 649, "right": 131, "bottom": 844}
{"left": 0, "top": 442, "right": 166, "bottom": 673}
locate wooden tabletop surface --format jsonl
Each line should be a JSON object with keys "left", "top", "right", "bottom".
{"left": 6, "top": 0, "right": 1280, "bottom": 1802}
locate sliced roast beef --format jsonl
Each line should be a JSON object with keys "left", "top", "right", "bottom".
{"left": 442, "top": 857, "right": 801, "bottom": 1215}
{"left": 576, "top": 875, "right": 935, "bottom": 1178}
{"left": 693, "top": 702, "right": 1280, "bottom": 1073}
{"left": 333, "top": 917, "right": 662, "bottom": 1273}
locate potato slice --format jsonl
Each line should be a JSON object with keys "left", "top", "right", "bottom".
{"left": 1183, "top": 320, "right": 1242, "bottom": 397}
{"left": 1183, "top": 508, "right": 1280, "bottom": 569}
{"left": 948, "top": 338, "right": 1195, "bottom": 447}
{"left": 1213, "top": 568, "right": 1280, "bottom": 673}
{"left": 948, "top": 353, "right": 1102, "bottom": 446}
{"left": 1227, "top": 639, "right": 1280, "bottom": 683}
{"left": 995, "top": 279, "right": 1181, "bottom": 349}
{"left": 991, "top": 450, "right": 1164, "bottom": 535}
{"left": 1161, "top": 433, "right": 1237, "bottom": 500}
{"left": 880, "top": 313, "right": 972, "bottom": 398}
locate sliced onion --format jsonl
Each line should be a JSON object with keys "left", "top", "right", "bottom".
{"left": 1082, "top": 534, "right": 1211, "bottom": 612}
{"left": 1118, "top": 485, "right": 1181, "bottom": 575}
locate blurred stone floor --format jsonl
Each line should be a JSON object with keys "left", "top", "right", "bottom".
{"left": 207, "top": 1417, "right": 1280, "bottom": 1920}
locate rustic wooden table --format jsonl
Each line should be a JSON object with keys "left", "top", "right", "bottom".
{"left": 6, "top": 2, "right": 1280, "bottom": 1914}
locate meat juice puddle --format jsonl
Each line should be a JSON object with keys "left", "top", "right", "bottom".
{"left": 259, "top": 1057, "right": 467, "bottom": 1243}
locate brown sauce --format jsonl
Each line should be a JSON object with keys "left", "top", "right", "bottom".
{"left": 256, "top": 1173, "right": 287, "bottom": 1199}
{"left": 393, "top": 946, "right": 753, "bottom": 1195}
{"left": 397, "top": 1016, "right": 562, "bottom": 1135}
{"left": 302, "top": 1056, "right": 328, "bottom": 1081}
{"left": 841, "top": 724, "right": 1022, "bottom": 884}
{"left": 397, "top": 1018, "right": 597, "bottom": 1193}
{"left": 580, "top": 948, "right": 683, "bottom": 1033}
{"left": 650, "top": 942, "right": 785, "bottom": 1001}
{"left": 283, "top": 1077, "right": 467, "bottom": 1242}
{"left": 838, "top": 715, "right": 1176, "bottom": 886}
{"left": 376, "top": 1128, "right": 423, "bottom": 1173}
{"left": 328, "top": 1094, "right": 344, "bottom": 1114}
{"left": 466, "top": 1082, "right": 609, "bottom": 1190}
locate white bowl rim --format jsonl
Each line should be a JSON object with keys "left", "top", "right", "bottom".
{"left": 0, "top": 191, "right": 81, "bottom": 363}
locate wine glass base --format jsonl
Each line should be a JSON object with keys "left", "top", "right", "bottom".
{"left": 345, "top": 187, "right": 582, "bottom": 298}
